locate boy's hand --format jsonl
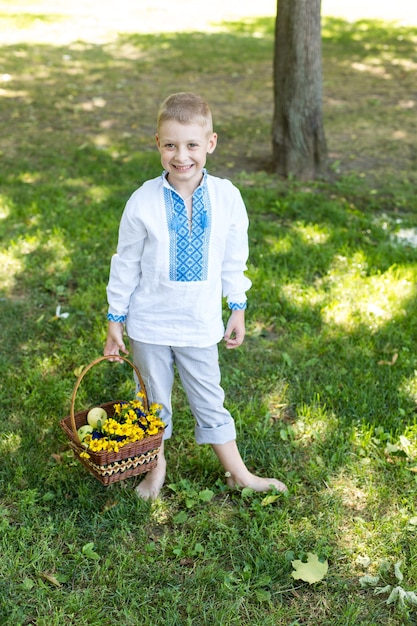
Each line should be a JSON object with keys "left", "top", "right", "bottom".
{"left": 104, "top": 321, "right": 129, "bottom": 361}
{"left": 224, "top": 309, "right": 245, "bottom": 349}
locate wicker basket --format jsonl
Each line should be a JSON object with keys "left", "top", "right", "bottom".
{"left": 60, "top": 355, "right": 164, "bottom": 485}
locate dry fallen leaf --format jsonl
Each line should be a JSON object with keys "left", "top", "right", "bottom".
{"left": 101, "top": 500, "right": 118, "bottom": 513}
{"left": 377, "top": 353, "right": 398, "bottom": 366}
{"left": 39, "top": 571, "right": 62, "bottom": 587}
{"left": 291, "top": 553, "right": 329, "bottom": 584}
{"left": 356, "top": 555, "right": 372, "bottom": 568}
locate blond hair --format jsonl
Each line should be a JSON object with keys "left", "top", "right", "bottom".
{"left": 157, "top": 92, "right": 213, "bottom": 131}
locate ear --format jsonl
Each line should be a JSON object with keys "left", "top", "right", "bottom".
{"left": 207, "top": 132, "right": 217, "bottom": 155}
{"left": 155, "top": 133, "right": 160, "bottom": 148}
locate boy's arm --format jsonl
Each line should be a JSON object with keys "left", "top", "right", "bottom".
{"left": 105, "top": 190, "right": 146, "bottom": 356}
{"left": 104, "top": 321, "right": 129, "bottom": 360}
{"left": 221, "top": 185, "right": 251, "bottom": 342}
{"left": 224, "top": 309, "right": 245, "bottom": 349}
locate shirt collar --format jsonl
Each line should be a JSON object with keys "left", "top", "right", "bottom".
{"left": 161, "top": 169, "right": 208, "bottom": 194}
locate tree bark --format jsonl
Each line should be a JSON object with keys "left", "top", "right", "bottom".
{"left": 272, "top": 0, "right": 327, "bottom": 180}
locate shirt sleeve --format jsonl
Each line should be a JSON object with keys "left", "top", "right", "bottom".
{"left": 221, "top": 185, "right": 252, "bottom": 307}
{"left": 106, "top": 191, "right": 146, "bottom": 318}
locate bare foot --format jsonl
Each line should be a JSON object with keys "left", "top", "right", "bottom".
{"left": 226, "top": 472, "right": 288, "bottom": 493}
{"left": 211, "top": 441, "right": 288, "bottom": 494}
{"left": 135, "top": 454, "right": 166, "bottom": 501}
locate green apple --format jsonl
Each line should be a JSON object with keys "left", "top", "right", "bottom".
{"left": 77, "top": 424, "right": 93, "bottom": 442}
{"left": 87, "top": 406, "right": 108, "bottom": 429}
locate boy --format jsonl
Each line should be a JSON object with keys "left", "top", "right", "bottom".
{"left": 104, "top": 92, "right": 287, "bottom": 500}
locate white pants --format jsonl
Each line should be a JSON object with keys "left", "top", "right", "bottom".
{"left": 129, "top": 340, "right": 236, "bottom": 445}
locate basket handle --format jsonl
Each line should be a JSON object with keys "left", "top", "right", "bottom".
{"left": 69, "top": 355, "right": 148, "bottom": 442}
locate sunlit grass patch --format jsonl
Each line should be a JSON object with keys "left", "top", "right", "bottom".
{"left": 3, "top": 230, "right": 72, "bottom": 288}
{"left": 291, "top": 222, "right": 331, "bottom": 245}
{"left": 0, "top": 431, "right": 22, "bottom": 454}
{"left": 0, "top": 195, "right": 10, "bottom": 220}
{"left": 321, "top": 259, "right": 413, "bottom": 331}
{"left": 399, "top": 372, "right": 417, "bottom": 406}
{"left": 281, "top": 279, "right": 326, "bottom": 309}
{"left": 0, "top": 249, "right": 24, "bottom": 293}
{"left": 294, "top": 398, "right": 339, "bottom": 444}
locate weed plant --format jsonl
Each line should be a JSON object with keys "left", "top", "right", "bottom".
{"left": 1, "top": 5, "right": 417, "bottom": 625}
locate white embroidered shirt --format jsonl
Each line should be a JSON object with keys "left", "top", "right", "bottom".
{"left": 106, "top": 170, "right": 252, "bottom": 347}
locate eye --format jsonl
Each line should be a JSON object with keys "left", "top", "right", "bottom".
{"left": 188, "top": 143, "right": 199, "bottom": 148}
{"left": 164, "top": 143, "right": 175, "bottom": 149}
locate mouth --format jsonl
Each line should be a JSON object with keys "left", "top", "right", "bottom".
{"left": 173, "top": 164, "right": 194, "bottom": 172}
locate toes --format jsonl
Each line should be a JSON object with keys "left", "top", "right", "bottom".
{"left": 135, "top": 484, "right": 158, "bottom": 501}
{"left": 270, "top": 479, "right": 288, "bottom": 493}
{"left": 225, "top": 473, "right": 288, "bottom": 494}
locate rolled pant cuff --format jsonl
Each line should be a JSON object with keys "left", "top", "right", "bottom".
{"left": 194, "top": 422, "right": 236, "bottom": 445}
{"left": 162, "top": 423, "right": 173, "bottom": 440}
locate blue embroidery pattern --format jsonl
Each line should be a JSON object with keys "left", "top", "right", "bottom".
{"left": 107, "top": 313, "right": 127, "bottom": 322}
{"left": 228, "top": 302, "right": 247, "bottom": 310}
{"left": 164, "top": 184, "right": 211, "bottom": 282}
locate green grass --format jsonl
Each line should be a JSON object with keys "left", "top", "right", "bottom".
{"left": 1, "top": 5, "right": 417, "bottom": 625}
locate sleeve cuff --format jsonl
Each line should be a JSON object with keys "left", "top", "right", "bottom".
{"left": 107, "top": 313, "right": 127, "bottom": 323}
{"left": 228, "top": 302, "right": 247, "bottom": 310}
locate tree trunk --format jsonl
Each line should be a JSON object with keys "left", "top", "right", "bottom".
{"left": 272, "top": 0, "right": 327, "bottom": 180}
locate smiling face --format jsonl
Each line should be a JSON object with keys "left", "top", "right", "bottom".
{"left": 156, "top": 119, "right": 217, "bottom": 192}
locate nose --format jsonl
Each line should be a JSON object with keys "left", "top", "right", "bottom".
{"left": 176, "top": 145, "right": 188, "bottom": 162}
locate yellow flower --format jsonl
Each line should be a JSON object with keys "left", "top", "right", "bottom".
{"left": 80, "top": 395, "right": 164, "bottom": 452}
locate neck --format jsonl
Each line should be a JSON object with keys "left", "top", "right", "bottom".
{"left": 167, "top": 172, "right": 204, "bottom": 199}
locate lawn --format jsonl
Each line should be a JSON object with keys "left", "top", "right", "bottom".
{"left": 1, "top": 3, "right": 417, "bottom": 625}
